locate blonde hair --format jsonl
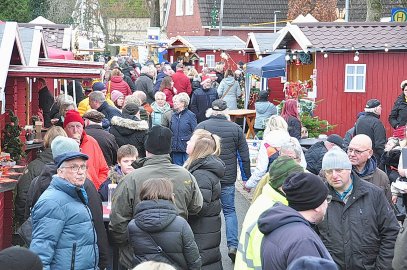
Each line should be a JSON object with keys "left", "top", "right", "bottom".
{"left": 44, "top": 126, "right": 67, "bottom": 148}
{"left": 184, "top": 129, "right": 221, "bottom": 169}
{"left": 264, "top": 115, "right": 288, "bottom": 136}
{"left": 173, "top": 92, "right": 190, "bottom": 107}
{"left": 111, "top": 68, "right": 122, "bottom": 76}
{"left": 132, "top": 261, "right": 176, "bottom": 270}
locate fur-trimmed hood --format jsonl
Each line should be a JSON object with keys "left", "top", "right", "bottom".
{"left": 110, "top": 116, "right": 149, "bottom": 132}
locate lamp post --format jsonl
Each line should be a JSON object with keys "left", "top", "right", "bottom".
{"left": 274, "top": 10, "right": 281, "bottom": 33}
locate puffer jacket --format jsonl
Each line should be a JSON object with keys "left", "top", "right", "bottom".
{"left": 217, "top": 77, "right": 241, "bottom": 109}
{"left": 355, "top": 112, "right": 386, "bottom": 159}
{"left": 162, "top": 87, "right": 175, "bottom": 107}
{"left": 258, "top": 203, "right": 333, "bottom": 270}
{"left": 85, "top": 125, "right": 118, "bottom": 167}
{"left": 304, "top": 141, "right": 328, "bottom": 175}
{"left": 134, "top": 73, "right": 155, "bottom": 103}
{"left": 163, "top": 109, "right": 197, "bottom": 153}
{"left": 30, "top": 176, "right": 99, "bottom": 270}
{"left": 196, "top": 115, "right": 251, "bottom": 185}
{"left": 254, "top": 101, "right": 277, "bottom": 129}
{"left": 317, "top": 172, "right": 399, "bottom": 270}
{"left": 188, "top": 155, "right": 224, "bottom": 269}
{"left": 189, "top": 87, "right": 219, "bottom": 123}
{"left": 108, "top": 76, "right": 132, "bottom": 96}
{"left": 151, "top": 101, "right": 171, "bottom": 127}
{"left": 389, "top": 94, "right": 407, "bottom": 128}
{"left": 172, "top": 70, "right": 192, "bottom": 96}
{"left": 15, "top": 148, "right": 53, "bottom": 226}
{"left": 109, "top": 115, "right": 149, "bottom": 157}
{"left": 128, "top": 199, "right": 201, "bottom": 269}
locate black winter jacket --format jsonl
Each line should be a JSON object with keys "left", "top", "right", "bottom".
{"left": 304, "top": 141, "right": 327, "bottom": 175}
{"left": 286, "top": 116, "right": 301, "bottom": 140}
{"left": 26, "top": 163, "right": 110, "bottom": 269}
{"left": 109, "top": 115, "right": 149, "bottom": 157}
{"left": 188, "top": 155, "right": 224, "bottom": 269}
{"left": 258, "top": 203, "right": 333, "bottom": 270}
{"left": 317, "top": 172, "right": 399, "bottom": 270}
{"left": 189, "top": 87, "right": 219, "bottom": 123}
{"left": 389, "top": 94, "right": 407, "bottom": 128}
{"left": 134, "top": 74, "right": 155, "bottom": 104}
{"left": 85, "top": 125, "right": 119, "bottom": 167}
{"left": 163, "top": 109, "right": 197, "bottom": 153}
{"left": 196, "top": 115, "right": 251, "bottom": 185}
{"left": 355, "top": 112, "right": 386, "bottom": 159}
{"left": 38, "top": 86, "right": 55, "bottom": 128}
{"left": 127, "top": 199, "right": 201, "bottom": 269}
{"left": 15, "top": 148, "right": 53, "bottom": 226}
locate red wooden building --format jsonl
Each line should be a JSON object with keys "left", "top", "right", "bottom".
{"left": 273, "top": 22, "right": 407, "bottom": 137}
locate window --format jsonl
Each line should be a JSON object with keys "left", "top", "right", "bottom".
{"left": 176, "top": 0, "right": 183, "bottom": 16}
{"left": 206, "top": 55, "right": 215, "bottom": 68}
{"left": 185, "top": 0, "right": 194, "bottom": 15}
{"left": 344, "top": 64, "right": 366, "bottom": 92}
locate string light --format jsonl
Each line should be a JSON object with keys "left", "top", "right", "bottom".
{"left": 354, "top": 51, "right": 359, "bottom": 62}
{"left": 285, "top": 54, "right": 290, "bottom": 61}
{"left": 323, "top": 53, "right": 328, "bottom": 58}
{"left": 292, "top": 54, "right": 297, "bottom": 60}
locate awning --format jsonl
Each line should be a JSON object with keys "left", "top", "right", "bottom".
{"left": 246, "top": 52, "right": 286, "bottom": 78}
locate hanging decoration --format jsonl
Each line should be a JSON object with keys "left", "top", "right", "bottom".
{"left": 210, "top": 0, "right": 219, "bottom": 29}
{"left": 283, "top": 79, "right": 313, "bottom": 99}
{"left": 285, "top": 52, "right": 313, "bottom": 65}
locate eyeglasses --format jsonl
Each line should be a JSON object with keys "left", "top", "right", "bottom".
{"left": 326, "top": 194, "right": 332, "bottom": 203}
{"left": 325, "top": 169, "right": 345, "bottom": 176}
{"left": 60, "top": 164, "right": 87, "bottom": 172}
{"left": 347, "top": 148, "right": 369, "bottom": 155}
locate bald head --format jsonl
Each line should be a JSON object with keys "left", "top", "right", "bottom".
{"left": 350, "top": 134, "right": 372, "bottom": 150}
{"left": 348, "top": 134, "right": 374, "bottom": 171}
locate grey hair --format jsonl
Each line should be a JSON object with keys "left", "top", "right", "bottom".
{"left": 280, "top": 140, "right": 302, "bottom": 161}
{"left": 154, "top": 91, "right": 166, "bottom": 100}
{"left": 364, "top": 107, "right": 380, "bottom": 114}
{"left": 89, "top": 91, "right": 106, "bottom": 103}
{"left": 124, "top": 95, "right": 141, "bottom": 107}
{"left": 205, "top": 108, "right": 231, "bottom": 120}
{"left": 134, "top": 91, "right": 147, "bottom": 103}
{"left": 173, "top": 92, "right": 190, "bottom": 107}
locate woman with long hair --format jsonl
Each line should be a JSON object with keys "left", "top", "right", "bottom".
{"left": 184, "top": 129, "right": 224, "bottom": 269}
{"left": 160, "top": 76, "right": 176, "bottom": 107}
{"left": 281, "top": 99, "right": 302, "bottom": 140}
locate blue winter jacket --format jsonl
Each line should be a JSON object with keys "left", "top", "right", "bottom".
{"left": 30, "top": 176, "right": 99, "bottom": 270}
{"left": 170, "top": 109, "right": 197, "bottom": 152}
{"left": 254, "top": 101, "right": 277, "bottom": 129}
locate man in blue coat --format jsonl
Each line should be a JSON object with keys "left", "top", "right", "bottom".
{"left": 30, "top": 136, "right": 99, "bottom": 269}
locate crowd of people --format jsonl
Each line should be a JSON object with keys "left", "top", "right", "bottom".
{"left": 5, "top": 56, "right": 407, "bottom": 270}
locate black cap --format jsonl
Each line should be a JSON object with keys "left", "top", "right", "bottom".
{"left": 144, "top": 125, "right": 173, "bottom": 155}
{"left": 212, "top": 99, "right": 228, "bottom": 111}
{"left": 365, "top": 99, "right": 381, "bottom": 109}
{"left": 327, "top": 134, "right": 344, "bottom": 149}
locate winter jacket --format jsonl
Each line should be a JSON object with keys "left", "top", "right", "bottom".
{"left": 109, "top": 115, "right": 149, "bottom": 157}
{"left": 188, "top": 155, "right": 224, "bottom": 269}
{"left": 317, "top": 172, "right": 399, "bottom": 270}
{"left": 123, "top": 74, "right": 136, "bottom": 92}
{"left": 305, "top": 141, "right": 328, "bottom": 175}
{"left": 128, "top": 199, "right": 201, "bottom": 269}
{"left": 286, "top": 116, "right": 302, "bottom": 140}
{"left": 108, "top": 76, "right": 132, "bottom": 97}
{"left": 196, "top": 115, "right": 251, "bottom": 185}
{"left": 96, "top": 101, "right": 122, "bottom": 125}
{"left": 38, "top": 86, "right": 55, "bottom": 128}
{"left": 355, "top": 112, "right": 386, "bottom": 159}
{"left": 79, "top": 132, "right": 109, "bottom": 190}
{"left": 393, "top": 214, "right": 407, "bottom": 270}
{"left": 379, "top": 148, "right": 401, "bottom": 183}
{"left": 343, "top": 127, "right": 355, "bottom": 149}
{"left": 30, "top": 176, "right": 99, "bottom": 270}
{"left": 389, "top": 94, "right": 407, "bottom": 128}
{"left": 162, "top": 109, "right": 197, "bottom": 153}
{"left": 109, "top": 155, "right": 203, "bottom": 268}
{"left": 98, "top": 165, "right": 124, "bottom": 201}
{"left": 85, "top": 125, "right": 119, "bottom": 167}
{"left": 162, "top": 87, "right": 175, "bottom": 107}
{"left": 78, "top": 97, "right": 115, "bottom": 116}
{"left": 172, "top": 70, "right": 192, "bottom": 96}
{"left": 27, "top": 164, "right": 110, "bottom": 270}
{"left": 151, "top": 101, "right": 171, "bottom": 127}
{"left": 189, "top": 87, "right": 219, "bottom": 123}
{"left": 254, "top": 101, "right": 277, "bottom": 129}
{"left": 235, "top": 184, "right": 288, "bottom": 270}
{"left": 353, "top": 157, "right": 392, "bottom": 204}
{"left": 153, "top": 72, "right": 168, "bottom": 93}
{"left": 258, "top": 203, "right": 333, "bottom": 270}
{"left": 15, "top": 148, "right": 53, "bottom": 226}
{"left": 134, "top": 73, "right": 155, "bottom": 103}
{"left": 217, "top": 77, "right": 241, "bottom": 109}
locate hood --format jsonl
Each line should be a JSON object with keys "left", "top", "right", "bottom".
{"left": 258, "top": 203, "right": 310, "bottom": 235}
{"left": 38, "top": 163, "right": 58, "bottom": 185}
{"left": 110, "top": 76, "right": 124, "bottom": 83}
{"left": 140, "top": 73, "right": 153, "bottom": 80}
{"left": 151, "top": 102, "right": 171, "bottom": 112}
{"left": 189, "top": 155, "right": 225, "bottom": 178}
{"left": 396, "top": 94, "right": 406, "bottom": 103}
{"left": 354, "top": 156, "right": 377, "bottom": 178}
{"left": 256, "top": 101, "right": 274, "bottom": 114}
{"left": 223, "top": 77, "right": 235, "bottom": 85}
{"left": 134, "top": 199, "right": 178, "bottom": 233}
{"left": 36, "top": 148, "right": 54, "bottom": 163}
{"left": 110, "top": 115, "right": 149, "bottom": 135}
{"left": 108, "top": 164, "right": 124, "bottom": 184}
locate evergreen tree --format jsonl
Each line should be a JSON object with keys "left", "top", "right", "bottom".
{"left": 29, "top": 0, "right": 50, "bottom": 21}
{"left": 0, "top": 0, "right": 31, "bottom": 22}
{"left": 2, "top": 111, "right": 25, "bottom": 162}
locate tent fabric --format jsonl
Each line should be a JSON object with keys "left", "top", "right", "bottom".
{"left": 246, "top": 53, "right": 286, "bottom": 78}
{"left": 47, "top": 47, "right": 74, "bottom": 60}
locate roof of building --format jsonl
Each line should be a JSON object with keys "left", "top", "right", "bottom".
{"left": 19, "top": 23, "right": 70, "bottom": 50}
{"left": 273, "top": 22, "right": 407, "bottom": 52}
{"left": 19, "top": 27, "right": 48, "bottom": 66}
{"left": 246, "top": 32, "right": 281, "bottom": 55}
{"left": 169, "top": 35, "right": 246, "bottom": 51}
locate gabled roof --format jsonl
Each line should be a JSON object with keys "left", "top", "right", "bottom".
{"left": 19, "top": 26, "right": 48, "bottom": 66}
{"left": 169, "top": 35, "right": 246, "bottom": 51}
{"left": 273, "top": 22, "right": 407, "bottom": 52}
{"left": 246, "top": 32, "right": 281, "bottom": 55}
{"left": 198, "top": 0, "right": 288, "bottom": 27}
{"left": 19, "top": 22, "right": 71, "bottom": 50}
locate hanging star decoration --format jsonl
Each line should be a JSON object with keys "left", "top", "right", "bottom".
{"left": 211, "top": 0, "right": 219, "bottom": 29}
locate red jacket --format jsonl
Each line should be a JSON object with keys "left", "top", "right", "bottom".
{"left": 109, "top": 76, "right": 132, "bottom": 97}
{"left": 80, "top": 132, "right": 109, "bottom": 190}
{"left": 172, "top": 70, "right": 192, "bottom": 96}
{"left": 162, "top": 88, "right": 175, "bottom": 107}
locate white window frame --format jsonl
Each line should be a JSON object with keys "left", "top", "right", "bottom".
{"left": 176, "top": 0, "right": 184, "bottom": 16}
{"left": 206, "top": 54, "right": 215, "bottom": 68}
{"left": 344, "top": 64, "right": 366, "bottom": 93}
{"left": 185, "top": 0, "right": 194, "bottom": 15}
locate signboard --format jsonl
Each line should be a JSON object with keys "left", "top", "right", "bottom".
{"left": 147, "top": 27, "right": 160, "bottom": 41}
{"left": 391, "top": 8, "right": 407, "bottom": 22}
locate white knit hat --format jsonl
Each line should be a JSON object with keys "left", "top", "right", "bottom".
{"left": 322, "top": 146, "right": 352, "bottom": 170}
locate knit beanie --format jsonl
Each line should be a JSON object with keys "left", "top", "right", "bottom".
{"left": 269, "top": 156, "right": 304, "bottom": 189}
{"left": 288, "top": 256, "right": 337, "bottom": 270}
{"left": 0, "top": 246, "right": 43, "bottom": 270}
{"left": 322, "top": 146, "right": 352, "bottom": 170}
{"left": 111, "top": 90, "right": 124, "bottom": 103}
{"left": 122, "top": 103, "right": 140, "bottom": 116}
{"left": 327, "top": 134, "right": 344, "bottom": 149}
{"left": 51, "top": 136, "right": 88, "bottom": 168}
{"left": 63, "top": 110, "right": 84, "bottom": 128}
{"left": 282, "top": 172, "right": 329, "bottom": 211}
{"left": 144, "top": 125, "right": 173, "bottom": 155}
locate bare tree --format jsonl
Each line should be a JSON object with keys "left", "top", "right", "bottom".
{"left": 144, "top": 0, "right": 160, "bottom": 27}
{"left": 366, "top": 0, "right": 382, "bottom": 21}
{"left": 288, "top": 0, "right": 337, "bottom": 22}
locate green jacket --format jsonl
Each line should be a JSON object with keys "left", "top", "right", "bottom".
{"left": 109, "top": 154, "right": 203, "bottom": 268}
